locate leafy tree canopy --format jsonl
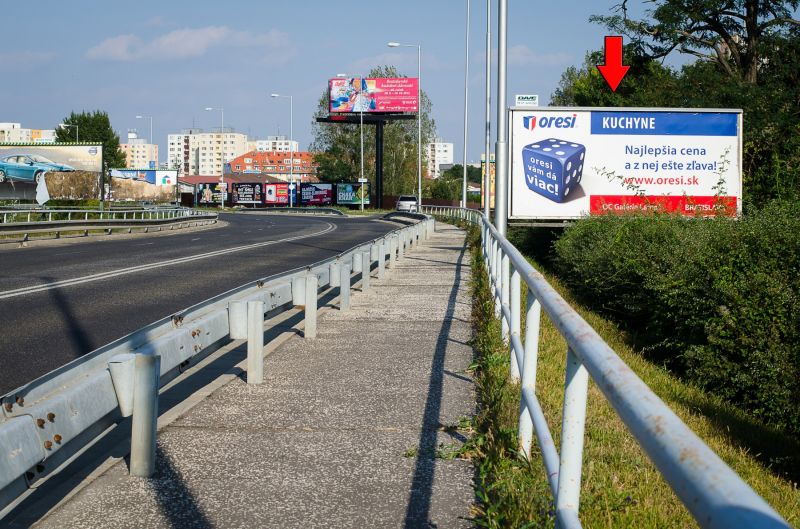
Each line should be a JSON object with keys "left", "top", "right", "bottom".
{"left": 55, "top": 110, "right": 126, "bottom": 169}
{"left": 592, "top": 0, "right": 800, "bottom": 84}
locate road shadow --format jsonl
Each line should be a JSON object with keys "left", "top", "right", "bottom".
{"left": 403, "top": 243, "right": 467, "bottom": 528}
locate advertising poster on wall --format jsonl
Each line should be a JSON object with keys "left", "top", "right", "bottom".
{"left": 110, "top": 169, "right": 177, "bottom": 185}
{"left": 329, "top": 78, "right": 419, "bottom": 113}
{"left": 336, "top": 182, "right": 370, "bottom": 205}
{"left": 0, "top": 144, "right": 103, "bottom": 200}
{"left": 197, "top": 183, "right": 226, "bottom": 204}
{"left": 233, "top": 183, "right": 264, "bottom": 204}
{"left": 509, "top": 108, "right": 742, "bottom": 220}
{"left": 300, "top": 183, "right": 333, "bottom": 206}
{"left": 265, "top": 183, "right": 290, "bottom": 205}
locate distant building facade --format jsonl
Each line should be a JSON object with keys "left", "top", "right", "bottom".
{"left": 167, "top": 128, "right": 248, "bottom": 176}
{"left": 426, "top": 138, "right": 453, "bottom": 179}
{"left": 255, "top": 135, "right": 299, "bottom": 153}
{"left": 228, "top": 150, "right": 318, "bottom": 182}
{"left": 0, "top": 123, "right": 56, "bottom": 143}
{"left": 120, "top": 130, "right": 159, "bottom": 168}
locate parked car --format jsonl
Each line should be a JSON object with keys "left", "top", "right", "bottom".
{"left": 396, "top": 195, "right": 418, "bottom": 212}
{"left": 0, "top": 154, "right": 75, "bottom": 183}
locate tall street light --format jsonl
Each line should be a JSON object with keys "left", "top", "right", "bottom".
{"left": 204, "top": 107, "right": 224, "bottom": 209}
{"left": 462, "top": 0, "right": 471, "bottom": 208}
{"left": 495, "top": 0, "right": 508, "bottom": 235}
{"left": 387, "top": 41, "right": 422, "bottom": 211}
{"left": 483, "top": 0, "right": 492, "bottom": 218}
{"left": 59, "top": 123, "right": 78, "bottom": 142}
{"left": 270, "top": 93, "right": 295, "bottom": 207}
{"left": 135, "top": 115, "right": 155, "bottom": 167}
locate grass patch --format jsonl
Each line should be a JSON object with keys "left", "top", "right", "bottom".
{"left": 456, "top": 221, "right": 800, "bottom": 528}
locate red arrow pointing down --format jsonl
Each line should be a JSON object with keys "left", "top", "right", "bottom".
{"left": 597, "top": 36, "right": 630, "bottom": 92}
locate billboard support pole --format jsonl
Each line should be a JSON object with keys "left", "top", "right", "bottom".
{"left": 376, "top": 120, "right": 384, "bottom": 209}
{"left": 493, "top": 0, "right": 508, "bottom": 236}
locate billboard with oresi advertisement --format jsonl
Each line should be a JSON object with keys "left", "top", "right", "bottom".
{"left": 508, "top": 108, "right": 743, "bottom": 219}
{"left": 329, "top": 78, "right": 419, "bottom": 113}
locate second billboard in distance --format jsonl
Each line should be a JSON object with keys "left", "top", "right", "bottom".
{"left": 329, "top": 78, "right": 418, "bottom": 113}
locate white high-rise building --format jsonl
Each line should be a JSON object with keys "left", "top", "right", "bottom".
{"left": 120, "top": 130, "right": 159, "bottom": 168}
{"left": 426, "top": 138, "right": 454, "bottom": 179}
{"left": 167, "top": 128, "right": 248, "bottom": 175}
{"left": 256, "top": 135, "right": 298, "bottom": 153}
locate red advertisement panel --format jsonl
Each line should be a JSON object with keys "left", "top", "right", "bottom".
{"left": 300, "top": 183, "right": 333, "bottom": 206}
{"left": 265, "top": 183, "right": 289, "bottom": 205}
{"left": 329, "top": 78, "right": 419, "bottom": 113}
{"left": 589, "top": 195, "right": 737, "bottom": 217}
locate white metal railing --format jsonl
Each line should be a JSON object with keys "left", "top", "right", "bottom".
{"left": 423, "top": 205, "right": 790, "bottom": 529}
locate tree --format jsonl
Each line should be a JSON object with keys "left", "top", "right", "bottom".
{"left": 310, "top": 66, "right": 437, "bottom": 196}
{"left": 440, "top": 164, "right": 482, "bottom": 184}
{"left": 592, "top": 0, "right": 800, "bottom": 84}
{"left": 55, "top": 111, "right": 127, "bottom": 169}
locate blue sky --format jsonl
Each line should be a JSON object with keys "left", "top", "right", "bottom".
{"left": 1, "top": 0, "right": 655, "bottom": 164}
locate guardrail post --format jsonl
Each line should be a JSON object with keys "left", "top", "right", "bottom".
{"left": 228, "top": 301, "right": 247, "bottom": 339}
{"left": 378, "top": 241, "right": 386, "bottom": 279}
{"left": 340, "top": 261, "right": 351, "bottom": 311}
{"left": 501, "top": 253, "right": 510, "bottom": 341}
{"left": 361, "top": 251, "right": 370, "bottom": 291}
{"left": 330, "top": 259, "right": 341, "bottom": 288}
{"left": 247, "top": 301, "right": 265, "bottom": 384}
{"left": 493, "top": 243, "right": 501, "bottom": 319}
{"left": 510, "top": 266, "right": 521, "bottom": 380}
{"left": 305, "top": 275, "right": 318, "bottom": 338}
{"left": 352, "top": 251, "right": 363, "bottom": 273}
{"left": 556, "top": 347, "right": 589, "bottom": 522}
{"left": 398, "top": 234, "right": 405, "bottom": 261}
{"left": 519, "top": 290, "right": 542, "bottom": 458}
{"left": 292, "top": 275, "right": 306, "bottom": 305}
{"left": 130, "top": 353, "right": 160, "bottom": 478}
{"left": 387, "top": 237, "right": 395, "bottom": 269}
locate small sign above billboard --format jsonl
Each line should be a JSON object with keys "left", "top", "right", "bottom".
{"left": 330, "top": 78, "right": 419, "bottom": 114}
{"left": 515, "top": 94, "right": 539, "bottom": 107}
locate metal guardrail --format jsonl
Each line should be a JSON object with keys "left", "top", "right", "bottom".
{"left": 0, "top": 215, "right": 434, "bottom": 518}
{"left": 0, "top": 207, "right": 199, "bottom": 225}
{"left": 422, "top": 205, "right": 790, "bottom": 529}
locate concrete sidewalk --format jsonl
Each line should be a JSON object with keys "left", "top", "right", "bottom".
{"left": 30, "top": 222, "right": 476, "bottom": 529}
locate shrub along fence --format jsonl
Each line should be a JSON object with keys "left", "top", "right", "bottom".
{"left": 551, "top": 200, "right": 800, "bottom": 438}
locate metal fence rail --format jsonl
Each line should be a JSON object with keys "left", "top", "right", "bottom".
{"left": 0, "top": 207, "right": 200, "bottom": 225}
{"left": 0, "top": 215, "right": 433, "bottom": 518}
{"left": 423, "top": 205, "right": 789, "bottom": 529}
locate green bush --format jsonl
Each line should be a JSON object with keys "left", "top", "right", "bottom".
{"left": 552, "top": 201, "right": 800, "bottom": 435}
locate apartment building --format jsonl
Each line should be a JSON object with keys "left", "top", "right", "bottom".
{"left": 426, "top": 138, "right": 454, "bottom": 179}
{"left": 167, "top": 128, "right": 248, "bottom": 176}
{"left": 0, "top": 123, "right": 56, "bottom": 143}
{"left": 255, "top": 135, "right": 299, "bottom": 153}
{"left": 228, "top": 150, "right": 317, "bottom": 182}
{"left": 119, "top": 130, "right": 159, "bottom": 168}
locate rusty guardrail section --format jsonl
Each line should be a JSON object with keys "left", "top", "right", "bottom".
{"left": 0, "top": 215, "right": 434, "bottom": 519}
{"left": 423, "top": 205, "right": 790, "bottom": 529}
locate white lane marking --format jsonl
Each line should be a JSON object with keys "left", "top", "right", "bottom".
{"left": 191, "top": 238, "right": 201, "bottom": 241}
{"left": 137, "top": 242, "right": 155, "bottom": 246}
{"left": 0, "top": 222, "right": 336, "bottom": 300}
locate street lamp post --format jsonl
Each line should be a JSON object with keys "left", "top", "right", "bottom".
{"left": 495, "top": 0, "right": 508, "bottom": 235}
{"left": 270, "top": 93, "right": 295, "bottom": 207}
{"left": 136, "top": 115, "right": 155, "bottom": 167}
{"left": 483, "top": 0, "right": 492, "bottom": 218}
{"left": 387, "top": 41, "right": 422, "bottom": 211}
{"left": 462, "top": 0, "right": 471, "bottom": 208}
{"left": 59, "top": 123, "right": 78, "bottom": 142}
{"left": 204, "top": 107, "right": 225, "bottom": 209}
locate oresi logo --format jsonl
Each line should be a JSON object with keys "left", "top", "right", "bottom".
{"left": 523, "top": 114, "right": 577, "bottom": 131}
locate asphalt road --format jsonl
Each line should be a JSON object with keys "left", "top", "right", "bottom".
{"left": 0, "top": 213, "right": 397, "bottom": 394}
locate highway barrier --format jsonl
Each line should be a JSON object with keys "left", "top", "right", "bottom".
{"left": 0, "top": 214, "right": 432, "bottom": 519}
{"left": 423, "top": 205, "right": 789, "bottom": 529}
{"left": 0, "top": 207, "right": 217, "bottom": 242}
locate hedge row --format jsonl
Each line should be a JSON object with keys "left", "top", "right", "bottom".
{"left": 551, "top": 200, "right": 800, "bottom": 436}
